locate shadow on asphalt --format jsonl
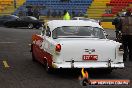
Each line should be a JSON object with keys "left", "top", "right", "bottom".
{"left": 32, "top": 60, "right": 112, "bottom": 79}
{"left": 47, "top": 68, "right": 115, "bottom": 79}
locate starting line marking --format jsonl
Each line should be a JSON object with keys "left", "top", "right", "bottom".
{"left": 3, "top": 61, "right": 10, "bottom": 68}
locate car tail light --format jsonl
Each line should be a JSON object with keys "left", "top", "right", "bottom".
{"left": 55, "top": 44, "right": 61, "bottom": 52}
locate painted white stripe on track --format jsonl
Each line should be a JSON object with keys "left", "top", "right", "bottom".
{"left": 0, "top": 42, "right": 16, "bottom": 44}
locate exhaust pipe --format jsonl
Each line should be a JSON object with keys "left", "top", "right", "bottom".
{"left": 71, "top": 59, "right": 74, "bottom": 68}
{"left": 108, "top": 59, "right": 111, "bottom": 68}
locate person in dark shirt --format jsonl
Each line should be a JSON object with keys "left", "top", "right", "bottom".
{"left": 112, "top": 13, "right": 122, "bottom": 39}
{"left": 52, "top": 10, "right": 57, "bottom": 17}
{"left": 120, "top": 11, "right": 132, "bottom": 61}
{"left": 72, "top": 10, "right": 75, "bottom": 17}
{"left": 58, "top": 11, "right": 62, "bottom": 17}
{"left": 47, "top": 9, "right": 51, "bottom": 17}
{"left": 33, "top": 8, "right": 40, "bottom": 19}
{"left": 27, "top": 8, "right": 33, "bottom": 16}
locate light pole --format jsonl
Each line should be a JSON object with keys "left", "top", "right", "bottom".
{"left": 14, "top": 0, "right": 16, "bottom": 8}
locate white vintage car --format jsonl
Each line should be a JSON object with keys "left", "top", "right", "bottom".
{"left": 31, "top": 20, "right": 124, "bottom": 73}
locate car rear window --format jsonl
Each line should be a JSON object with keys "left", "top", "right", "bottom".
{"left": 52, "top": 26, "right": 105, "bottom": 39}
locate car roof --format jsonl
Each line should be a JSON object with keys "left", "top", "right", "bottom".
{"left": 20, "top": 16, "right": 37, "bottom": 20}
{"left": 72, "top": 17, "right": 89, "bottom": 20}
{"left": 72, "top": 17, "right": 99, "bottom": 22}
{"left": 0, "top": 15, "right": 18, "bottom": 18}
{"left": 10, "top": 15, "right": 19, "bottom": 18}
{"left": 47, "top": 20, "right": 102, "bottom": 31}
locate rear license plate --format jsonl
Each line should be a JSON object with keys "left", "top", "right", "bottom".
{"left": 83, "top": 55, "right": 98, "bottom": 60}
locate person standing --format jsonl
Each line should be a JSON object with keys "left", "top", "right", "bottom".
{"left": 72, "top": 10, "right": 75, "bottom": 17}
{"left": 58, "top": 11, "right": 62, "bottom": 17}
{"left": 52, "top": 10, "right": 57, "bottom": 17}
{"left": 47, "top": 9, "right": 51, "bottom": 17}
{"left": 112, "top": 13, "right": 122, "bottom": 39}
{"left": 27, "top": 8, "right": 33, "bottom": 16}
{"left": 121, "top": 11, "right": 132, "bottom": 61}
{"left": 63, "top": 10, "right": 71, "bottom": 20}
{"left": 18, "top": 10, "right": 24, "bottom": 17}
{"left": 33, "top": 8, "right": 40, "bottom": 19}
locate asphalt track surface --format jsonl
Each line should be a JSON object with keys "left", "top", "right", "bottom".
{"left": 0, "top": 27, "right": 131, "bottom": 88}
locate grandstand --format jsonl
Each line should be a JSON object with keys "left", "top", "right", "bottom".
{"left": 0, "top": 0, "right": 132, "bottom": 20}
{"left": 0, "top": 0, "right": 25, "bottom": 15}
{"left": 0, "top": 0, "right": 13, "bottom": 14}
{"left": 88, "top": 0, "right": 110, "bottom": 19}
{"left": 102, "top": 0, "right": 132, "bottom": 18}
{"left": 14, "top": 0, "right": 93, "bottom": 17}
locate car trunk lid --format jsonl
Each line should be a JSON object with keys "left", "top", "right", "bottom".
{"left": 55, "top": 38, "right": 116, "bottom": 62}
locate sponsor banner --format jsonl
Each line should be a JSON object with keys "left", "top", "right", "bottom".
{"left": 79, "top": 68, "right": 130, "bottom": 87}
{"left": 79, "top": 78, "right": 130, "bottom": 87}
{"left": 90, "top": 79, "right": 130, "bottom": 85}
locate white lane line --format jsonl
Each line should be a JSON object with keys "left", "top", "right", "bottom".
{"left": 0, "top": 42, "right": 16, "bottom": 44}
{"left": 28, "top": 44, "right": 31, "bottom": 46}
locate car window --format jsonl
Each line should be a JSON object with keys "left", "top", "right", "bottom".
{"left": 52, "top": 26, "right": 105, "bottom": 39}
{"left": 8, "top": 16, "right": 18, "bottom": 20}
{"left": 21, "top": 17, "right": 29, "bottom": 21}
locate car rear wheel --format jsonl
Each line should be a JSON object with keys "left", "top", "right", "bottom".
{"left": 28, "top": 23, "right": 34, "bottom": 29}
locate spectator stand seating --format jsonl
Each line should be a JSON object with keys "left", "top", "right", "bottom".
{"left": 87, "top": 0, "right": 111, "bottom": 19}
{"left": 0, "top": 0, "right": 25, "bottom": 15}
{"left": 14, "top": 0, "right": 93, "bottom": 17}
{"left": 102, "top": 0, "right": 132, "bottom": 17}
{"left": 0, "top": 0, "right": 13, "bottom": 14}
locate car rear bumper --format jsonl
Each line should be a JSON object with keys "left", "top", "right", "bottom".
{"left": 52, "top": 62, "right": 124, "bottom": 69}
